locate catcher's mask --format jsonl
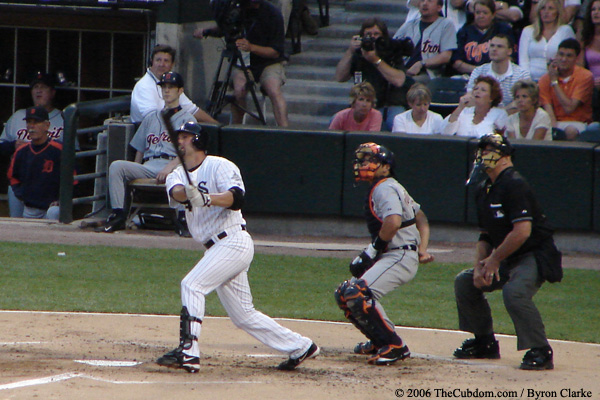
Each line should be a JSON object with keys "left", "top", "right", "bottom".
{"left": 466, "top": 133, "right": 514, "bottom": 185}
{"left": 353, "top": 142, "right": 395, "bottom": 182}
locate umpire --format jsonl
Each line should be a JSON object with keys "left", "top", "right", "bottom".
{"left": 453, "top": 134, "right": 562, "bottom": 370}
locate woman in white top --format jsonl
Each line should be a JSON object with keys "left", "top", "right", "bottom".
{"left": 441, "top": 75, "right": 508, "bottom": 137}
{"left": 518, "top": 0, "right": 576, "bottom": 81}
{"left": 392, "top": 83, "right": 443, "bottom": 134}
{"left": 506, "top": 80, "right": 552, "bottom": 140}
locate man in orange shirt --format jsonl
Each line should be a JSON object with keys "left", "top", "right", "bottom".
{"left": 539, "top": 38, "right": 594, "bottom": 140}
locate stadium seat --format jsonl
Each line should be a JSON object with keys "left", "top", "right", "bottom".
{"left": 426, "top": 77, "right": 467, "bottom": 117}
{"left": 551, "top": 127, "right": 567, "bottom": 141}
{"left": 577, "top": 127, "right": 600, "bottom": 143}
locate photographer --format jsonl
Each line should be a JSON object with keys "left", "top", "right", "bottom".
{"left": 195, "top": 0, "right": 289, "bottom": 127}
{"left": 335, "top": 18, "right": 414, "bottom": 131}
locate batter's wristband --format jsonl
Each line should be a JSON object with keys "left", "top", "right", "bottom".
{"left": 372, "top": 235, "right": 389, "bottom": 252}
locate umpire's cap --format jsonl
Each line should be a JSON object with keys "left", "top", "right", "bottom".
{"left": 158, "top": 71, "right": 184, "bottom": 88}
{"left": 177, "top": 122, "right": 208, "bottom": 150}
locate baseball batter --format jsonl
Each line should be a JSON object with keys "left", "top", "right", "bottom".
{"left": 335, "top": 142, "right": 434, "bottom": 365}
{"left": 157, "top": 122, "right": 319, "bottom": 373}
{"left": 100, "top": 71, "right": 196, "bottom": 233}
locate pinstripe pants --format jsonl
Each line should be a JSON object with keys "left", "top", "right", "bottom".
{"left": 180, "top": 230, "right": 312, "bottom": 358}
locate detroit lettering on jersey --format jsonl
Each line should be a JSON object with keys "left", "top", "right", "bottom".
{"left": 145, "top": 130, "right": 172, "bottom": 146}
{"left": 464, "top": 41, "right": 490, "bottom": 63}
{"left": 421, "top": 39, "right": 440, "bottom": 54}
{"left": 16, "top": 126, "right": 64, "bottom": 142}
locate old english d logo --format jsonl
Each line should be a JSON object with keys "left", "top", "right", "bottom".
{"left": 42, "top": 159, "right": 54, "bottom": 173}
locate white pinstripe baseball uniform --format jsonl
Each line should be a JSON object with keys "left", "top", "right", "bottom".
{"left": 165, "top": 155, "right": 313, "bottom": 359}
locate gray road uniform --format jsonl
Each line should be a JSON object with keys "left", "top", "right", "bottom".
{"left": 108, "top": 108, "right": 195, "bottom": 209}
{"left": 362, "top": 177, "right": 421, "bottom": 329}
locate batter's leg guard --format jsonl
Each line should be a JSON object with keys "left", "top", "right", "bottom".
{"left": 343, "top": 279, "right": 404, "bottom": 351}
{"left": 335, "top": 280, "right": 379, "bottom": 345}
{"left": 179, "top": 306, "right": 202, "bottom": 351}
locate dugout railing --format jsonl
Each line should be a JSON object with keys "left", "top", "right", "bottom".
{"left": 59, "top": 95, "right": 132, "bottom": 224}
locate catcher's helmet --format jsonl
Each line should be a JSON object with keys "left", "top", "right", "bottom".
{"left": 177, "top": 122, "right": 208, "bottom": 150}
{"left": 353, "top": 142, "right": 395, "bottom": 182}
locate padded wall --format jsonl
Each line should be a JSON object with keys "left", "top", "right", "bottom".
{"left": 219, "top": 125, "right": 345, "bottom": 215}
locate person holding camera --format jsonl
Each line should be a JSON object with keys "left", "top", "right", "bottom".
{"left": 335, "top": 18, "right": 413, "bottom": 131}
{"left": 394, "top": 0, "right": 458, "bottom": 82}
{"left": 195, "top": 0, "right": 288, "bottom": 127}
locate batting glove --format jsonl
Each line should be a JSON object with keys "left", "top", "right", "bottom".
{"left": 185, "top": 184, "right": 211, "bottom": 208}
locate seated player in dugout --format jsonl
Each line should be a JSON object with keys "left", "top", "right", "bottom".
{"left": 99, "top": 72, "right": 196, "bottom": 235}
{"left": 335, "top": 142, "right": 434, "bottom": 366}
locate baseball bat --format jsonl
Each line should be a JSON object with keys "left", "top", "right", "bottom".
{"left": 161, "top": 109, "right": 193, "bottom": 186}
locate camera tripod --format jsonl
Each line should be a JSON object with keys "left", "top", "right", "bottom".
{"left": 206, "top": 42, "right": 267, "bottom": 125}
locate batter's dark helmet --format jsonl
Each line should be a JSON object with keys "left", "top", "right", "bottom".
{"left": 177, "top": 122, "right": 208, "bottom": 150}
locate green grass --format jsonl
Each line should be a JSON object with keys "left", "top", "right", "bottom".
{"left": 1, "top": 242, "right": 598, "bottom": 343}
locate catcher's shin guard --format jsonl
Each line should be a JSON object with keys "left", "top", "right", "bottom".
{"left": 342, "top": 279, "right": 403, "bottom": 349}
{"left": 336, "top": 280, "right": 377, "bottom": 342}
{"left": 179, "top": 306, "right": 202, "bottom": 351}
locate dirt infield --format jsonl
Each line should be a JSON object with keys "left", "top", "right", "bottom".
{"left": 0, "top": 219, "right": 599, "bottom": 399}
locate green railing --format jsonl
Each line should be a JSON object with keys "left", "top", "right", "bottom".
{"left": 59, "top": 96, "right": 131, "bottom": 223}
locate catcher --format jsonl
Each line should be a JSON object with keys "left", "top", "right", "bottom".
{"left": 335, "top": 142, "right": 434, "bottom": 365}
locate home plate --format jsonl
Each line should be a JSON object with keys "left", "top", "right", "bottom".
{"left": 74, "top": 360, "right": 142, "bottom": 367}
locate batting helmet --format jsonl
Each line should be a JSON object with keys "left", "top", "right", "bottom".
{"left": 353, "top": 142, "right": 395, "bottom": 182}
{"left": 177, "top": 122, "right": 209, "bottom": 151}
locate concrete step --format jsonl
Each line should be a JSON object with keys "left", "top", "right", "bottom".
{"left": 281, "top": 93, "right": 348, "bottom": 115}
{"left": 289, "top": 50, "right": 342, "bottom": 67}
{"left": 345, "top": 0, "right": 408, "bottom": 13}
{"left": 328, "top": 11, "right": 407, "bottom": 28}
{"left": 284, "top": 78, "right": 353, "bottom": 96}
{"left": 285, "top": 65, "right": 338, "bottom": 81}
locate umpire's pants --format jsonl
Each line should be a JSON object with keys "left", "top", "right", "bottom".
{"left": 454, "top": 253, "right": 550, "bottom": 350}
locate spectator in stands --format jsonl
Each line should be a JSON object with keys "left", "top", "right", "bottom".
{"left": 100, "top": 72, "right": 196, "bottom": 234}
{"left": 539, "top": 39, "right": 594, "bottom": 140}
{"left": 329, "top": 82, "right": 382, "bottom": 131}
{"left": 0, "top": 71, "right": 64, "bottom": 218}
{"left": 335, "top": 18, "right": 412, "bottom": 131}
{"left": 7, "top": 107, "right": 61, "bottom": 220}
{"left": 407, "top": 0, "right": 468, "bottom": 32}
{"left": 506, "top": 80, "right": 552, "bottom": 139}
{"left": 441, "top": 75, "right": 509, "bottom": 137}
{"left": 467, "top": 34, "right": 531, "bottom": 111}
{"left": 577, "top": 0, "right": 600, "bottom": 122}
{"left": 452, "top": 0, "right": 515, "bottom": 76}
{"left": 519, "top": 0, "right": 576, "bottom": 82}
{"left": 392, "top": 83, "right": 443, "bottom": 134}
{"left": 394, "top": 0, "right": 458, "bottom": 83}
{"left": 130, "top": 44, "right": 215, "bottom": 125}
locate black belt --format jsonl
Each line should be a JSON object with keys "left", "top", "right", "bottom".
{"left": 204, "top": 225, "right": 247, "bottom": 249}
{"left": 389, "top": 244, "right": 418, "bottom": 251}
{"left": 142, "top": 154, "right": 176, "bottom": 163}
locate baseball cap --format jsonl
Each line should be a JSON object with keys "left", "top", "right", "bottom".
{"left": 158, "top": 71, "right": 184, "bottom": 88}
{"left": 29, "top": 71, "right": 56, "bottom": 88}
{"left": 23, "top": 106, "right": 50, "bottom": 122}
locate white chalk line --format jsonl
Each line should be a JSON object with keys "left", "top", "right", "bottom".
{"left": 254, "top": 240, "right": 453, "bottom": 253}
{"left": 1, "top": 309, "right": 598, "bottom": 348}
{"left": 0, "top": 372, "right": 263, "bottom": 390}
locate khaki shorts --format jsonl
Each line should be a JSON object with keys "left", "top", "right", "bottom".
{"left": 556, "top": 121, "right": 587, "bottom": 134}
{"left": 232, "top": 62, "right": 286, "bottom": 87}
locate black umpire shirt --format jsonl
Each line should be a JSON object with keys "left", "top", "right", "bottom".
{"left": 476, "top": 167, "right": 553, "bottom": 262}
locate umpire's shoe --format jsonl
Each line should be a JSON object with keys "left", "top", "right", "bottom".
{"left": 277, "top": 342, "right": 320, "bottom": 371}
{"left": 156, "top": 348, "right": 200, "bottom": 373}
{"left": 368, "top": 344, "right": 410, "bottom": 366}
{"left": 453, "top": 338, "right": 501, "bottom": 359}
{"left": 520, "top": 346, "right": 553, "bottom": 370}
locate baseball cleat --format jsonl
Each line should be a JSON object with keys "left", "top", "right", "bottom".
{"left": 277, "top": 342, "right": 320, "bottom": 371}
{"left": 354, "top": 341, "right": 378, "bottom": 355}
{"left": 156, "top": 348, "right": 200, "bottom": 373}
{"left": 520, "top": 346, "right": 553, "bottom": 370}
{"left": 368, "top": 344, "right": 410, "bottom": 365}
{"left": 453, "top": 338, "right": 500, "bottom": 359}
{"left": 96, "top": 211, "right": 127, "bottom": 233}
